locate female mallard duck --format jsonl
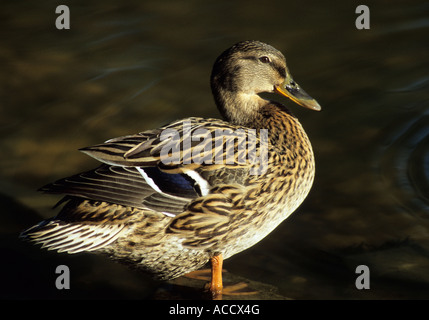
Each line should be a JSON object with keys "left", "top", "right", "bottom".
{"left": 20, "top": 40, "right": 321, "bottom": 299}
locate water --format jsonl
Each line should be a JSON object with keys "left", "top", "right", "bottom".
{"left": 1, "top": 0, "right": 429, "bottom": 299}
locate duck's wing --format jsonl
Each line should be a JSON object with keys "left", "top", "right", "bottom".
{"left": 80, "top": 117, "right": 267, "bottom": 182}
{"left": 74, "top": 117, "right": 268, "bottom": 246}
{"left": 40, "top": 117, "right": 262, "bottom": 216}
{"left": 33, "top": 117, "right": 267, "bottom": 251}
{"left": 41, "top": 118, "right": 242, "bottom": 217}
{"left": 40, "top": 164, "right": 196, "bottom": 216}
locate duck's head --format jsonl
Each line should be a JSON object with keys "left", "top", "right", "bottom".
{"left": 210, "top": 40, "right": 321, "bottom": 124}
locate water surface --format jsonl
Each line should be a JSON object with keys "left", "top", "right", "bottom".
{"left": 1, "top": 0, "right": 429, "bottom": 299}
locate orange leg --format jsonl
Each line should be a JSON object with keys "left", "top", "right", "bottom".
{"left": 209, "top": 253, "right": 223, "bottom": 299}
{"left": 184, "top": 254, "right": 258, "bottom": 299}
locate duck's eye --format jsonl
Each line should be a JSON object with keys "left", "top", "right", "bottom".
{"left": 259, "top": 56, "right": 271, "bottom": 63}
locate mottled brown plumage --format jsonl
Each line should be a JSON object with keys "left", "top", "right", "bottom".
{"left": 20, "top": 40, "right": 321, "bottom": 296}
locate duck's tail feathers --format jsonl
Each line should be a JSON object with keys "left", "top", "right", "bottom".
{"left": 19, "top": 220, "right": 127, "bottom": 254}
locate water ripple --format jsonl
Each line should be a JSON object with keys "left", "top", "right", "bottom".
{"left": 376, "top": 108, "right": 429, "bottom": 216}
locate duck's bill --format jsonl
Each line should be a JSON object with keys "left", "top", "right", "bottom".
{"left": 275, "top": 78, "right": 321, "bottom": 111}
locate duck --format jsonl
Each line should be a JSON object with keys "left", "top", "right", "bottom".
{"left": 20, "top": 40, "right": 321, "bottom": 299}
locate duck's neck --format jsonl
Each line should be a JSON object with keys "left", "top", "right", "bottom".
{"left": 213, "top": 88, "right": 268, "bottom": 126}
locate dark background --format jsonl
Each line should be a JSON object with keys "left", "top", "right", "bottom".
{"left": 1, "top": 0, "right": 429, "bottom": 299}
